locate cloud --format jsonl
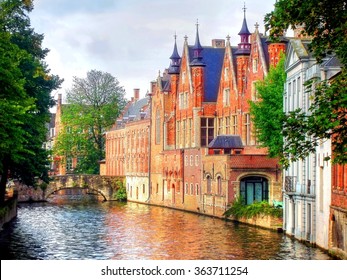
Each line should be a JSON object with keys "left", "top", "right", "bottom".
{"left": 30, "top": 0, "right": 276, "bottom": 100}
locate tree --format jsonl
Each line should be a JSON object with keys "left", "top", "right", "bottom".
{"left": 264, "top": 0, "right": 347, "bottom": 166}
{"left": 0, "top": 0, "right": 62, "bottom": 204}
{"left": 249, "top": 54, "right": 286, "bottom": 159}
{"left": 54, "top": 70, "right": 126, "bottom": 174}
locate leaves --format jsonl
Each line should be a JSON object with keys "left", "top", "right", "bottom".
{"left": 0, "top": 0, "right": 62, "bottom": 203}
{"left": 265, "top": 0, "right": 347, "bottom": 166}
{"left": 54, "top": 70, "right": 126, "bottom": 174}
{"left": 249, "top": 54, "right": 286, "bottom": 159}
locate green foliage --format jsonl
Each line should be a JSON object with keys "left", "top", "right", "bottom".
{"left": 54, "top": 70, "right": 126, "bottom": 174}
{"left": 282, "top": 73, "right": 347, "bottom": 167}
{"left": 114, "top": 181, "right": 127, "bottom": 201}
{"left": 249, "top": 54, "right": 286, "bottom": 159}
{"left": 265, "top": 0, "right": 347, "bottom": 166}
{"left": 0, "top": 0, "right": 62, "bottom": 203}
{"left": 223, "top": 196, "right": 283, "bottom": 220}
{"left": 265, "top": 0, "right": 347, "bottom": 66}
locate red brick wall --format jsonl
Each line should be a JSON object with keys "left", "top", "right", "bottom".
{"left": 332, "top": 164, "right": 347, "bottom": 209}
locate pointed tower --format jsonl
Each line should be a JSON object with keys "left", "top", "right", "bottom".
{"left": 168, "top": 33, "right": 181, "bottom": 75}
{"left": 235, "top": 4, "right": 251, "bottom": 56}
{"left": 190, "top": 21, "right": 206, "bottom": 67}
{"left": 190, "top": 21, "right": 206, "bottom": 107}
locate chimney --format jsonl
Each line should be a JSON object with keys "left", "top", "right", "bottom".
{"left": 212, "top": 39, "right": 225, "bottom": 48}
{"left": 57, "top": 93, "right": 62, "bottom": 105}
{"left": 134, "top": 88, "right": 140, "bottom": 101}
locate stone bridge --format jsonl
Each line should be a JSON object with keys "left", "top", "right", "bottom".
{"left": 45, "top": 175, "right": 125, "bottom": 201}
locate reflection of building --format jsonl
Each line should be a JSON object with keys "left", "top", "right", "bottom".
{"left": 104, "top": 9, "right": 285, "bottom": 219}
{"left": 282, "top": 38, "right": 344, "bottom": 255}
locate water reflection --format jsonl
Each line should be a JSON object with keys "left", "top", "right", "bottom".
{"left": 0, "top": 198, "right": 332, "bottom": 260}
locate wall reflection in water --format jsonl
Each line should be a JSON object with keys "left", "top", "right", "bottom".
{"left": 0, "top": 199, "right": 332, "bottom": 260}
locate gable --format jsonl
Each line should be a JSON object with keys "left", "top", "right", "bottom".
{"left": 285, "top": 39, "right": 310, "bottom": 69}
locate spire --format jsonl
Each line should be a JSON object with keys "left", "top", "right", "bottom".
{"left": 235, "top": 3, "right": 251, "bottom": 55}
{"left": 168, "top": 33, "right": 181, "bottom": 74}
{"left": 190, "top": 19, "right": 205, "bottom": 67}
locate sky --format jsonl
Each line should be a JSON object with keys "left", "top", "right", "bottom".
{"left": 29, "top": 0, "right": 277, "bottom": 101}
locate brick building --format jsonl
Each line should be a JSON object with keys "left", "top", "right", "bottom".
{"left": 104, "top": 10, "right": 285, "bottom": 218}
{"left": 104, "top": 89, "right": 151, "bottom": 203}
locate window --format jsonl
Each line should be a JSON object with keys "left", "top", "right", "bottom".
{"left": 251, "top": 81, "right": 258, "bottom": 101}
{"left": 66, "top": 157, "right": 73, "bottom": 171}
{"left": 201, "top": 118, "right": 214, "bottom": 147}
{"left": 155, "top": 109, "right": 161, "bottom": 144}
{"left": 223, "top": 88, "right": 230, "bottom": 106}
{"left": 225, "top": 116, "right": 230, "bottom": 134}
{"left": 252, "top": 58, "right": 258, "bottom": 73}
{"left": 185, "top": 183, "right": 189, "bottom": 194}
{"left": 240, "top": 176, "right": 269, "bottom": 205}
{"left": 217, "top": 176, "right": 222, "bottom": 195}
{"left": 224, "top": 67, "right": 229, "bottom": 81}
{"left": 184, "top": 155, "right": 188, "bottom": 166}
{"left": 182, "top": 71, "right": 186, "bottom": 84}
{"left": 182, "top": 119, "right": 186, "bottom": 147}
{"left": 244, "top": 113, "right": 251, "bottom": 145}
{"left": 232, "top": 115, "right": 237, "bottom": 135}
{"left": 218, "top": 118, "right": 223, "bottom": 135}
{"left": 176, "top": 121, "right": 180, "bottom": 147}
{"left": 207, "top": 175, "right": 212, "bottom": 193}
{"left": 190, "top": 155, "right": 193, "bottom": 166}
{"left": 195, "top": 155, "right": 199, "bottom": 166}
{"left": 196, "top": 184, "right": 199, "bottom": 195}
{"left": 188, "top": 118, "right": 192, "bottom": 147}
{"left": 190, "top": 183, "right": 194, "bottom": 195}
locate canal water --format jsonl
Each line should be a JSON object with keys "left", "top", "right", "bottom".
{"left": 0, "top": 195, "right": 332, "bottom": 260}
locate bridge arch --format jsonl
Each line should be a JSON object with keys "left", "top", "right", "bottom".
{"left": 46, "top": 175, "right": 125, "bottom": 201}
{"left": 45, "top": 186, "right": 108, "bottom": 201}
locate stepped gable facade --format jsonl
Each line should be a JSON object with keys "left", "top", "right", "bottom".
{"left": 105, "top": 10, "right": 286, "bottom": 216}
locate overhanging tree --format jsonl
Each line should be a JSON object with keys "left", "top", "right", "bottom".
{"left": 0, "top": 0, "right": 62, "bottom": 204}
{"left": 54, "top": 70, "right": 126, "bottom": 174}
{"left": 249, "top": 54, "right": 286, "bottom": 159}
{"left": 264, "top": 0, "right": 347, "bottom": 166}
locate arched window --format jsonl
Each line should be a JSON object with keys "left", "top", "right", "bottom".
{"left": 240, "top": 176, "right": 269, "bottom": 205}
{"left": 207, "top": 175, "right": 212, "bottom": 194}
{"left": 155, "top": 109, "right": 161, "bottom": 144}
{"left": 190, "top": 183, "right": 194, "bottom": 195}
{"left": 217, "top": 176, "right": 222, "bottom": 195}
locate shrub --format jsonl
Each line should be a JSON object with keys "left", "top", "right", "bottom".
{"left": 223, "top": 196, "right": 282, "bottom": 219}
{"left": 114, "top": 183, "right": 127, "bottom": 201}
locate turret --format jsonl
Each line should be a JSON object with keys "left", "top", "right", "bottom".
{"left": 190, "top": 21, "right": 206, "bottom": 67}
{"left": 235, "top": 4, "right": 251, "bottom": 56}
{"left": 168, "top": 34, "right": 181, "bottom": 74}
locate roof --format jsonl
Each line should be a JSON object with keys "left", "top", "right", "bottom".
{"left": 122, "top": 96, "right": 149, "bottom": 119}
{"left": 238, "top": 17, "right": 251, "bottom": 35}
{"left": 321, "top": 56, "right": 343, "bottom": 68}
{"left": 208, "top": 135, "right": 244, "bottom": 149}
{"left": 188, "top": 45, "right": 225, "bottom": 102}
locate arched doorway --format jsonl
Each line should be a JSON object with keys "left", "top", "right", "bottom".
{"left": 240, "top": 176, "right": 269, "bottom": 205}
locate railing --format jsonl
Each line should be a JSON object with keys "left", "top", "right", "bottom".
{"left": 284, "top": 176, "right": 297, "bottom": 193}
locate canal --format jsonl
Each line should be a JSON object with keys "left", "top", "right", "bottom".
{"left": 0, "top": 195, "right": 332, "bottom": 260}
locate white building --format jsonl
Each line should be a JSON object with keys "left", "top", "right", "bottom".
{"left": 283, "top": 38, "right": 342, "bottom": 250}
